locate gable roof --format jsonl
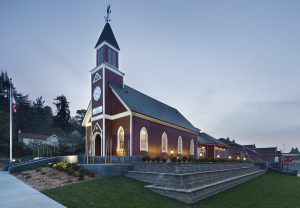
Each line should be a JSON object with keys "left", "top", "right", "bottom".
{"left": 243, "top": 144, "right": 256, "bottom": 149}
{"left": 18, "top": 133, "right": 51, "bottom": 141}
{"left": 110, "top": 84, "right": 198, "bottom": 132}
{"left": 256, "top": 147, "right": 277, "bottom": 155}
{"left": 95, "top": 23, "right": 120, "bottom": 50}
{"left": 197, "top": 132, "right": 228, "bottom": 147}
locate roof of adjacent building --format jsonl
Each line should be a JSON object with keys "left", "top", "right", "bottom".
{"left": 95, "top": 23, "right": 120, "bottom": 50}
{"left": 197, "top": 132, "right": 228, "bottom": 147}
{"left": 110, "top": 84, "right": 199, "bottom": 132}
{"left": 244, "top": 144, "right": 256, "bottom": 149}
{"left": 18, "top": 133, "right": 54, "bottom": 141}
{"left": 256, "top": 147, "right": 278, "bottom": 155}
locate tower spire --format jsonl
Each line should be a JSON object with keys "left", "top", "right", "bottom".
{"left": 104, "top": 4, "right": 111, "bottom": 23}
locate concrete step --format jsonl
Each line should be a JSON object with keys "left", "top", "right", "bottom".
{"left": 132, "top": 162, "right": 255, "bottom": 173}
{"left": 124, "top": 166, "right": 260, "bottom": 188}
{"left": 146, "top": 169, "right": 266, "bottom": 204}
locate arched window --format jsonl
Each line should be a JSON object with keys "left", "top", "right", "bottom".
{"left": 178, "top": 136, "right": 183, "bottom": 154}
{"left": 140, "top": 127, "right": 148, "bottom": 151}
{"left": 190, "top": 139, "right": 194, "bottom": 155}
{"left": 161, "top": 132, "right": 168, "bottom": 153}
{"left": 117, "top": 126, "right": 124, "bottom": 150}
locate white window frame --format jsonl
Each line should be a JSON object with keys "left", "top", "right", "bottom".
{"left": 190, "top": 139, "right": 194, "bottom": 155}
{"left": 178, "top": 136, "right": 183, "bottom": 154}
{"left": 161, "top": 132, "right": 168, "bottom": 153}
{"left": 140, "top": 127, "right": 148, "bottom": 152}
{"left": 117, "top": 126, "right": 124, "bottom": 151}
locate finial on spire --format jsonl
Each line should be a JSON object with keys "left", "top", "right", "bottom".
{"left": 104, "top": 4, "right": 111, "bottom": 23}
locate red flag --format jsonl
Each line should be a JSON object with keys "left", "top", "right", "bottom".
{"left": 12, "top": 95, "right": 16, "bottom": 113}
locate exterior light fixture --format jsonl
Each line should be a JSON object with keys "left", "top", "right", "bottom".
{"left": 237, "top": 157, "right": 240, "bottom": 160}
{"left": 170, "top": 150, "right": 174, "bottom": 154}
{"left": 217, "top": 155, "right": 220, "bottom": 158}
{"left": 243, "top": 157, "right": 246, "bottom": 161}
{"left": 228, "top": 156, "right": 232, "bottom": 159}
{"left": 200, "top": 153, "right": 203, "bottom": 157}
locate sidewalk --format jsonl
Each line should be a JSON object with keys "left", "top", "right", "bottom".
{"left": 0, "top": 171, "right": 65, "bottom": 208}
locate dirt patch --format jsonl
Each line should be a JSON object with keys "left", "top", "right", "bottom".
{"left": 13, "top": 167, "right": 99, "bottom": 191}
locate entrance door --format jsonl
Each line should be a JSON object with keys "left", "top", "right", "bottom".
{"left": 95, "top": 134, "right": 101, "bottom": 156}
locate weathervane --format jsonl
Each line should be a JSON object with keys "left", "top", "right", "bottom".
{"left": 104, "top": 4, "right": 111, "bottom": 23}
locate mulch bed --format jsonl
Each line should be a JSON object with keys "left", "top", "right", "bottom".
{"left": 13, "top": 167, "right": 99, "bottom": 191}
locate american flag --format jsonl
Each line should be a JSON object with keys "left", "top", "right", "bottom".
{"left": 12, "top": 95, "right": 16, "bottom": 113}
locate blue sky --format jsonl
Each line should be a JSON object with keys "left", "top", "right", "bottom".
{"left": 1, "top": 1, "right": 300, "bottom": 152}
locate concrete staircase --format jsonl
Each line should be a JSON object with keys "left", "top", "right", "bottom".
{"left": 124, "top": 162, "right": 265, "bottom": 204}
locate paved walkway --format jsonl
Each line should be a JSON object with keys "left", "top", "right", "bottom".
{"left": 0, "top": 171, "right": 65, "bottom": 208}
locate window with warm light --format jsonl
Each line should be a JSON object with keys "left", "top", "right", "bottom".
{"left": 161, "top": 132, "right": 168, "bottom": 153}
{"left": 178, "top": 136, "right": 183, "bottom": 154}
{"left": 140, "top": 127, "right": 148, "bottom": 151}
{"left": 190, "top": 139, "right": 194, "bottom": 155}
{"left": 117, "top": 126, "right": 124, "bottom": 150}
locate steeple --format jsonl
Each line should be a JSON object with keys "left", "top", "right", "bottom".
{"left": 95, "top": 5, "right": 120, "bottom": 69}
{"left": 95, "top": 23, "right": 120, "bottom": 50}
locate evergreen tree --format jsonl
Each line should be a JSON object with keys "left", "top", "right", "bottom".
{"left": 53, "top": 95, "right": 70, "bottom": 132}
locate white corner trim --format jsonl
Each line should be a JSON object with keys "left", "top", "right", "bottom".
{"left": 102, "top": 67, "right": 105, "bottom": 157}
{"left": 130, "top": 111, "right": 133, "bottom": 156}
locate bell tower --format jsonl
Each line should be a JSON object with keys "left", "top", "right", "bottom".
{"left": 90, "top": 5, "right": 124, "bottom": 156}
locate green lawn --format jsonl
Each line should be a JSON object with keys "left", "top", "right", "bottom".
{"left": 43, "top": 173, "right": 300, "bottom": 208}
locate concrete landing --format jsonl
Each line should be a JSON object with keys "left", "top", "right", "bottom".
{"left": 0, "top": 171, "right": 65, "bottom": 208}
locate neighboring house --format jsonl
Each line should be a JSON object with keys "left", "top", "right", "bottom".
{"left": 197, "top": 132, "right": 229, "bottom": 159}
{"left": 18, "top": 132, "right": 60, "bottom": 148}
{"left": 218, "top": 138, "right": 249, "bottom": 160}
{"left": 256, "top": 147, "right": 281, "bottom": 163}
{"left": 60, "top": 137, "right": 83, "bottom": 153}
{"left": 69, "top": 130, "right": 82, "bottom": 139}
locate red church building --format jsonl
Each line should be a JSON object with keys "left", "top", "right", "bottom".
{"left": 81, "top": 21, "right": 199, "bottom": 158}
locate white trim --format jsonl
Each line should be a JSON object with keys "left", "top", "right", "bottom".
{"left": 81, "top": 102, "right": 91, "bottom": 127}
{"left": 95, "top": 41, "right": 120, "bottom": 53}
{"left": 178, "top": 136, "right": 183, "bottom": 154}
{"left": 117, "top": 126, "right": 125, "bottom": 151}
{"left": 90, "top": 63, "right": 124, "bottom": 77}
{"left": 110, "top": 85, "right": 130, "bottom": 111}
{"left": 161, "top": 132, "right": 168, "bottom": 153}
{"left": 91, "top": 111, "right": 130, "bottom": 122}
{"left": 102, "top": 67, "right": 105, "bottom": 156}
{"left": 190, "top": 139, "right": 195, "bottom": 155}
{"left": 132, "top": 112, "right": 198, "bottom": 134}
{"left": 93, "top": 72, "right": 102, "bottom": 83}
{"left": 139, "top": 127, "right": 148, "bottom": 152}
{"left": 130, "top": 112, "right": 133, "bottom": 156}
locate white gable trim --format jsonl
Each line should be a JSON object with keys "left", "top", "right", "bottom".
{"left": 81, "top": 102, "right": 92, "bottom": 127}
{"left": 90, "top": 63, "right": 124, "bottom": 77}
{"left": 95, "top": 41, "right": 120, "bottom": 52}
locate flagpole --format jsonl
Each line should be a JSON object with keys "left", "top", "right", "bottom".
{"left": 9, "top": 78, "right": 12, "bottom": 163}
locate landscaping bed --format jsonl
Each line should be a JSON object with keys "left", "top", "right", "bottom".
{"left": 13, "top": 162, "right": 98, "bottom": 191}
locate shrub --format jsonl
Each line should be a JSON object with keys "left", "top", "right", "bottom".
{"left": 71, "top": 163, "right": 80, "bottom": 171}
{"left": 153, "top": 156, "right": 161, "bottom": 162}
{"left": 141, "top": 156, "right": 150, "bottom": 162}
{"left": 162, "top": 158, "right": 167, "bottom": 162}
{"left": 78, "top": 173, "right": 84, "bottom": 181}
{"left": 170, "top": 157, "right": 177, "bottom": 163}
{"left": 182, "top": 156, "right": 188, "bottom": 162}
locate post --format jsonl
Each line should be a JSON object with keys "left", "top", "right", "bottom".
{"left": 9, "top": 78, "right": 13, "bottom": 163}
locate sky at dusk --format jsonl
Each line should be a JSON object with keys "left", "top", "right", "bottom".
{"left": 1, "top": 1, "right": 300, "bottom": 152}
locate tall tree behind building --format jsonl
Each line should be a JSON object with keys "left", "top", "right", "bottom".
{"left": 53, "top": 95, "right": 70, "bottom": 132}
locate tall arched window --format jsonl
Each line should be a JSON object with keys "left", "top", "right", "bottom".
{"left": 178, "top": 136, "right": 183, "bottom": 154}
{"left": 117, "top": 126, "right": 124, "bottom": 150}
{"left": 140, "top": 127, "right": 148, "bottom": 151}
{"left": 161, "top": 132, "right": 168, "bottom": 153}
{"left": 190, "top": 139, "right": 194, "bottom": 155}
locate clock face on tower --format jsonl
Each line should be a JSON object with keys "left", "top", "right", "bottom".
{"left": 93, "top": 86, "right": 101, "bottom": 101}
